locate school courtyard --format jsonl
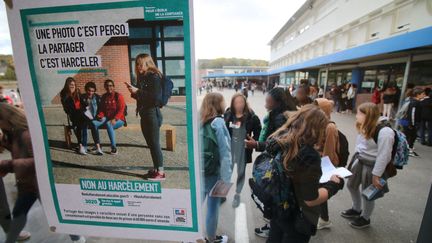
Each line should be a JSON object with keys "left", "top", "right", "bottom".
{"left": 0, "top": 89, "right": 431, "bottom": 242}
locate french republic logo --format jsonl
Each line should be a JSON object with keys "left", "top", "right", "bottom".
{"left": 173, "top": 208, "right": 187, "bottom": 224}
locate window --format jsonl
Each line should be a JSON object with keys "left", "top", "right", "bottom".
{"left": 127, "top": 20, "right": 186, "bottom": 95}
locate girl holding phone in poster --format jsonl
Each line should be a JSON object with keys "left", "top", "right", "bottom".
{"left": 126, "top": 54, "right": 165, "bottom": 181}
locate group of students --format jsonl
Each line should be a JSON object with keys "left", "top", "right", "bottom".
{"left": 200, "top": 84, "right": 400, "bottom": 243}
{"left": 61, "top": 53, "right": 167, "bottom": 180}
{"left": 329, "top": 82, "right": 358, "bottom": 114}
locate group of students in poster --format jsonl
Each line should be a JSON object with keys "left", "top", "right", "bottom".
{"left": 200, "top": 82, "right": 404, "bottom": 243}
{"left": 61, "top": 53, "right": 166, "bottom": 181}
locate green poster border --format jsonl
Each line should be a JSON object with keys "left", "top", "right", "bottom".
{"left": 20, "top": 0, "right": 198, "bottom": 233}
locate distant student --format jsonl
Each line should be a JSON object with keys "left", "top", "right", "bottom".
{"left": 224, "top": 93, "right": 261, "bottom": 208}
{"left": 0, "top": 86, "right": 13, "bottom": 105}
{"left": 402, "top": 88, "right": 426, "bottom": 156}
{"left": 342, "top": 102, "right": 394, "bottom": 229}
{"left": 200, "top": 93, "right": 232, "bottom": 243}
{"left": 382, "top": 83, "right": 397, "bottom": 120}
{"left": 420, "top": 88, "right": 432, "bottom": 146}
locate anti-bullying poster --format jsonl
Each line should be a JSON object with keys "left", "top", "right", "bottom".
{"left": 6, "top": 0, "right": 203, "bottom": 241}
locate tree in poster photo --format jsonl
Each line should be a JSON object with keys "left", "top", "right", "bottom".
{"left": 126, "top": 53, "right": 165, "bottom": 181}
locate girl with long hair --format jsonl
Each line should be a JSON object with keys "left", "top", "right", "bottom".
{"left": 126, "top": 53, "right": 165, "bottom": 180}
{"left": 200, "top": 93, "right": 232, "bottom": 243}
{"left": 266, "top": 105, "right": 344, "bottom": 243}
{"left": 224, "top": 93, "right": 261, "bottom": 208}
{"left": 59, "top": 77, "right": 85, "bottom": 154}
{"left": 341, "top": 102, "right": 394, "bottom": 229}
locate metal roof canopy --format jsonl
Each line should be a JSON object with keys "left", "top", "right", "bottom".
{"left": 203, "top": 26, "right": 432, "bottom": 79}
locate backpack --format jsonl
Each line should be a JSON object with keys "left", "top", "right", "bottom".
{"left": 114, "top": 92, "right": 128, "bottom": 127}
{"left": 329, "top": 121, "right": 350, "bottom": 167}
{"left": 201, "top": 117, "right": 220, "bottom": 176}
{"left": 373, "top": 121, "right": 410, "bottom": 176}
{"left": 249, "top": 151, "right": 297, "bottom": 220}
{"left": 160, "top": 75, "right": 174, "bottom": 107}
{"left": 395, "top": 99, "right": 410, "bottom": 120}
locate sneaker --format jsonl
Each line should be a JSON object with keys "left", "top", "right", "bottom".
{"left": 205, "top": 235, "right": 228, "bottom": 243}
{"left": 317, "top": 217, "right": 332, "bottom": 230}
{"left": 17, "top": 231, "right": 31, "bottom": 241}
{"left": 72, "top": 236, "right": 86, "bottom": 243}
{"left": 232, "top": 194, "right": 240, "bottom": 208}
{"left": 254, "top": 223, "right": 270, "bottom": 238}
{"left": 148, "top": 171, "right": 166, "bottom": 181}
{"left": 349, "top": 216, "right": 370, "bottom": 229}
{"left": 341, "top": 208, "right": 362, "bottom": 218}
{"left": 409, "top": 151, "right": 419, "bottom": 157}
{"left": 94, "top": 147, "right": 104, "bottom": 156}
{"left": 79, "top": 146, "right": 87, "bottom": 155}
{"left": 110, "top": 148, "right": 118, "bottom": 155}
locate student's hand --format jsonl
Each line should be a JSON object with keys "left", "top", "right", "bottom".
{"left": 110, "top": 119, "right": 116, "bottom": 126}
{"left": 124, "top": 82, "right": 137, "bottom": 94}
{"left": 244, "top": 135, "right": 257, "bottom": 149}
{"left": 0, "top": 160, "right": 12, "bottom": 177}
{"left": 330, "top": 175, "right": 341, "bottom": 184}
{"left": 372, "top": 175, "right": 383, "bottom": 190}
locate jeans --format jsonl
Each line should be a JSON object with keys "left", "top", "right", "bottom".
{"left": 267, "top": 215, "right": 311, "bottom": 243}
{"left": 5, "top": 193, "right": 38, "bottom": 243}
{"left": 202, "top": 175, "right": 221, "bottom": 241}
{"left": 320, "top": 201, "right": 329, "bottom": 221}
{"left": 82, "top": 119, "right": 100, "bottom": 147}
{"left": 140, "top": 108, "right": 163, "bottom": 169}
{"left": 402, "top": 125, "right": 418, "bottom": 149}
{"left": 420, "top": 120, "right": 432, "bottom": 144}
{"left": 92, "top": 117, "right": 124, "bottom": 149}
{"left": 347, "top": 166, "right": 375, "bottom": 220}
{"left": 231, "top": 158, "right": 246, "bottom": 194}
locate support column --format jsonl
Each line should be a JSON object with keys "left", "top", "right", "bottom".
{"left": 399, "top": 55, "right": 412, "bottom": 110}
{"left": 351, "top": 67, "right": 364, "bottom": 110}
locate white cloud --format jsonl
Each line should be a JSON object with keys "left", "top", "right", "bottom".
{"left": 0, "top": 0, "right": 307, "bottom": 59}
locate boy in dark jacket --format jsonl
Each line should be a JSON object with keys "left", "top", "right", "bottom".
{"left": 420, "top": 88, "right": 432, "bottom": 146}
{"left": 404, "top": 88, "right": 426, "bottom": 156}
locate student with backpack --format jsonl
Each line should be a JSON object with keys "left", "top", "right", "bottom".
{"left": 342, "top": 102, "right": 396, "bottom": 229}
{"left": 224, "top": 93, "right": 261, "bottom": 208}
{"left": 420, "top": 88, "right": 432, "bottom": 146}
{"left": 200, "top": 93, "right": 232, "bottom": 243}
{"left": 127, "top": 53, "right": 173, "bottom": 181}
{"left": 314, "top": 98, "right": 350, "bottom": 230}
{"left": 399, "top": 88, "right": 426, "bottom": 157}
{"left": 253, "top": 105, "right": 344, "bottom": 243}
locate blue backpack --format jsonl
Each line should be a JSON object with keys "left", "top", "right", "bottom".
{"left": 249, "top": 151, "right": 297, "bottom": 220}
{"left": 374, "top": 121, "right": 410, "bottom": 176}
{"left": 161, "top": 75, "right": 174, "bottom": 106}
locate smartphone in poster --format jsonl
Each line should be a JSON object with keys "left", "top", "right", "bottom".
{"left": 5, "top": 0, "right": 203, "bottom": 241}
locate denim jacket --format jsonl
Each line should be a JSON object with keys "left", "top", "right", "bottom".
{"left": 210, "top": 117, "right": 233, "bottom": 183}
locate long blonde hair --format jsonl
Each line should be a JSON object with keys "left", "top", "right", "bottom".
{"left": 135, "top": 53, "right": 162, "bottom": 78}
{"left": 200, "top": 93, "right": 225, "bottom": 124}
{"left": 271, "top": 104, "right": 328, "bottom": 169}
{"left": 356, "top": 102, "right": 380, "bottom": 139}
{"left": 0, "top": 103, "right": 28, "bottom": 132}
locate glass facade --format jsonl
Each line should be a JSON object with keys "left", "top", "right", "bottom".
{"left": 128, "top": 20, "right": 185, "bottom": 96}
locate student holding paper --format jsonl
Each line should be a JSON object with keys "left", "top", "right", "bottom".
{"left": 200, "top": 93, "right": 232, "bottom": 243}
{"left": 267, "top": 105, "right": 344, "bottom": 243}
{"left": 342, "top": 102, "right": 394, "bottom": 229}
{"left": 314, "top": 98, "right": 339, "bottom": 230}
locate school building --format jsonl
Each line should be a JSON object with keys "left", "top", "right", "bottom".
{"left": 205, "top": 0, "right": 432, "bottom": 108}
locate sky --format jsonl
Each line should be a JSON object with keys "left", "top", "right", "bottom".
{"left": 0, "top": 0, "right": 306, "bottom": 60}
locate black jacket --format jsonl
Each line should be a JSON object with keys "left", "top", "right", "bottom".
{"left": 132, "top": 72, "right": 162, "bottom": 112}
{"left": 224, "top": 108, "right": 261, "bottom": 164}
{"left": 407, "top": 98, "right": 422, "bottom": 126}
{"left": 421, "top": 97, "right": 432, "bottom": 121}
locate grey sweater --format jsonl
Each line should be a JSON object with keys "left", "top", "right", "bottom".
{"left": 355, "top": 121, "right": 394, "bottom": 177}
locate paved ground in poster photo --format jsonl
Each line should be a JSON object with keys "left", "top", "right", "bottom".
{"left": 0, "top": 89, "right": 431, "bottom": 242}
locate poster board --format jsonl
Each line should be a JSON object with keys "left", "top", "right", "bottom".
{"left": 5, "top": 0, "right": 202, "bottom": 241}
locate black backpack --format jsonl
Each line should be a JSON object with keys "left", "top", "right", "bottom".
{"left": 329, "top": 121, "right": 350, "bottom": 167}
{"left": 114, "top": 92, "right": 128, "bottom": 127}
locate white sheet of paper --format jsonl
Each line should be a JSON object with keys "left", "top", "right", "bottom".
{"left": 84, "top": 106, "right": 94, "bottom": 120}
{"left": 319, "top": 156, "right": 353, "bottom": 183}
